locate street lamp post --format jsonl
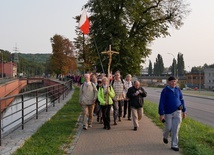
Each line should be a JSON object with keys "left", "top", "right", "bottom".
{"left": 167, "top": 53, "right": 175, "bottom": 77}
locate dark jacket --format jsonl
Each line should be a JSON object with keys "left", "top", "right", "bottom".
{"left": 126, "top": 86, "right": 147, "bottom": 108}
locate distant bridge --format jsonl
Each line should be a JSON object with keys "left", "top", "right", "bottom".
{"left": 26, "top": 77, "right": 45, "bottom": 84}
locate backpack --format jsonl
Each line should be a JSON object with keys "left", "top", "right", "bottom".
{"left": 81, "top": 82, "right": 97, "bottom": 93}
{"left": 111, "top": 78, "right": 124, "bottom": 86}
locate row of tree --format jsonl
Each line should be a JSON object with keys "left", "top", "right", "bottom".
{"left": 147, "top": 52, "right": 214, "bottom": 77}
{"left": 148, "top": 53, "right": 185, "bottom": 76}
{"left": 0, "top": 35, "right": 79, "bottom": 78}
{"left": 0, "top": 49, "right": 50, "bottom": 77}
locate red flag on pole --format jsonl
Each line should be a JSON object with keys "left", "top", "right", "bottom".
{"left": 79, "top": 8, "right": 90, "bottom": 35}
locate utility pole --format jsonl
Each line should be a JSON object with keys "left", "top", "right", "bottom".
{"left": 13, "top": 43, "right": 19, "bottom": 78}
{"left": 0, "top": 51, "right": 3, "bottom": 80}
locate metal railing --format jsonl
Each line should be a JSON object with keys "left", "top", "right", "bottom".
{"left": 0, "top": 80, "right": 73, "bottom": 146}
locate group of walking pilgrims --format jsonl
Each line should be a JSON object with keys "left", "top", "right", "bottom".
{"left": 79, "top": 71, "right": 187, "bottom": 152}
{"left": 79, "top": 71, "right": 147, "bottom": 131}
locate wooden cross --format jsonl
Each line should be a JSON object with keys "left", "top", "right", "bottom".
{"left": 101, "top": 45, "right": 119, "bottom": 104}
{"left": 101, "top": 45, "right": 119, "bottom": 80}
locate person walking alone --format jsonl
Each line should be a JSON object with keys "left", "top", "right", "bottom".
{"left": 126, "top": 81, "right": 147, "bottom": 131}
{"left": 158, "top": 76, "right": 186, "bottom": 151}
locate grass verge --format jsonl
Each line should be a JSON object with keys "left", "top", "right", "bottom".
{"left": 182, "top": 91, "right": 214, "bottom": 97}
{"left": 13, "top": 86, "right": 81, "bottom": 155}
{"left": 144, "top": 100, "right": 214, "bottom": 155}
{"left": 11, "top": 88, "right": 214, "bottom": 155}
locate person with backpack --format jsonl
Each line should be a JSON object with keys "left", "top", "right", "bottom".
{"left": 158, "top": 76, "right": 187, "bottom": 151}
{"left": 79, "top": 73, "right": 97, "bottom": 130}
{"left": 111, "top": 71, "right": 125, "bottom": 125}
{"left": 98, "top": 77, "right": 115, "bottom": 130}
{"left": 123, "top": 74, "right": 133, "bottom": 120}
{"left": 126, "top": 80, "right": 147, "bottom": 131}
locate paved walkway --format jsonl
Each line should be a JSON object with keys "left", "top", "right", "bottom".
{"left": 68, "top": 111, "right": 181, "bottom": 155}
{"left": 1, "top": 88, "right": 181, "bottom": 155}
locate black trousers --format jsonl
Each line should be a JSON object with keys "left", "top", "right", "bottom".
{"left": 123, "top": 100, "right": 131, "bottom": 119}
{"left": 101, "top": 105, "right": 111, "bottom": 128}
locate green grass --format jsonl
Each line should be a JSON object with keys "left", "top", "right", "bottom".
{"left": 144, "top": 100, "right": 214, "bottom": 155}
{"left": 182, "top": 90, "right": 214, "bottom": 97}
{"left": 11, "top": 88, "right": 214, "bottom": 155}
{"left": 13, "top": 87, "right": 81, "bottom": 155}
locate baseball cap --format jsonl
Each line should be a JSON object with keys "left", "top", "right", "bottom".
{"left": 168, "top": 76, "right": 176, "bottom": 81}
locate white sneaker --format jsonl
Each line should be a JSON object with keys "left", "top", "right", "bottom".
{"left": 83, "top": 125, "right": 87, "bottom": 130}
{"left": 88, "top": 124, "right": 92, "bottom": 128}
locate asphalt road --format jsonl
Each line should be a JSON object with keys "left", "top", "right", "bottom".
{"left": 144, "top": 87, "right": 214, "bottom": 127}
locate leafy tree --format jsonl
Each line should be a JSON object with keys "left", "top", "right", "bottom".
{"left": 0, "top": 49, "right": 11, "bottom": 62}
{"left": 191, "top": 64, "right": 214, "bottom": 73}
{"left": 191, "top": 66, "right": 203, "bottom": 73}
{"left": 153, "top": 54, "right": 164, "bottom": 76}
{"left": 177, "top": 52, "right": 185, "bottom": 76}
{"left": 203, "top": 63, "right": 214, "bottom": 69}
{"left": 50, "top": 34, "right": 77, "bottom": 77}
{"left": 171, "top": 58, "right": 177, "bottom": 77}
{"left": 73, "top": 34, "right": 98, "bottom": 73}
{"left": 0, "top": 49, "right": 48, "bottom": 77}
{"left": 81, "top": 0, "right": 189, "bottom": 76}
{"left": 148, "top": 60, "right": 152, "bottom": 76}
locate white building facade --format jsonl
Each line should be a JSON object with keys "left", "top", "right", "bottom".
{"left": 204, "top": 68, "right": 214, "bottom": 90}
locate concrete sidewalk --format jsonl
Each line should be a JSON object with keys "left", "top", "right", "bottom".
{"left": 0, "top": 88, "right": 182, "bottom": 155}
{"left": 68, "top": 111, "right": 181, "bottom": 155}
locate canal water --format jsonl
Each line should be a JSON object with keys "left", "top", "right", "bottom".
{"left": 1, "top": 83, "right": 51, "bottom": 134}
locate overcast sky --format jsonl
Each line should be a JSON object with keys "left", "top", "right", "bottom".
{"left": 0, "top": 0, "right": 213, "bottom": 71}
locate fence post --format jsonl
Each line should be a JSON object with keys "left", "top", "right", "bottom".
{"left": 36, "top": 91, "right": 38, "bottom": 119}
{"left": 58, "top": 85, "right": 60, "bottom": 103}
{"left": 63, "top": 84, "right": 65, "bottom": 100}
{"left": 46, "top": 88, "right": 48, "bottom": 112}
{"left": 53, "top": 86, "right": 55, "bottom": 107}
{"left": 21, "top": 95, "right": 24, "bottom": 130}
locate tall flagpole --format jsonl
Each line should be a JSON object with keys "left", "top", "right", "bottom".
{"left": 93, "top": 37, "right": 105, "bottom": 73}
{"left": 82, "top": 33, "right": 85, "bottom": 73}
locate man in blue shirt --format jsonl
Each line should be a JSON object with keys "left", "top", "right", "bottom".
{"left": 158, "top": 76, "right": 186, "bottom": 151}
